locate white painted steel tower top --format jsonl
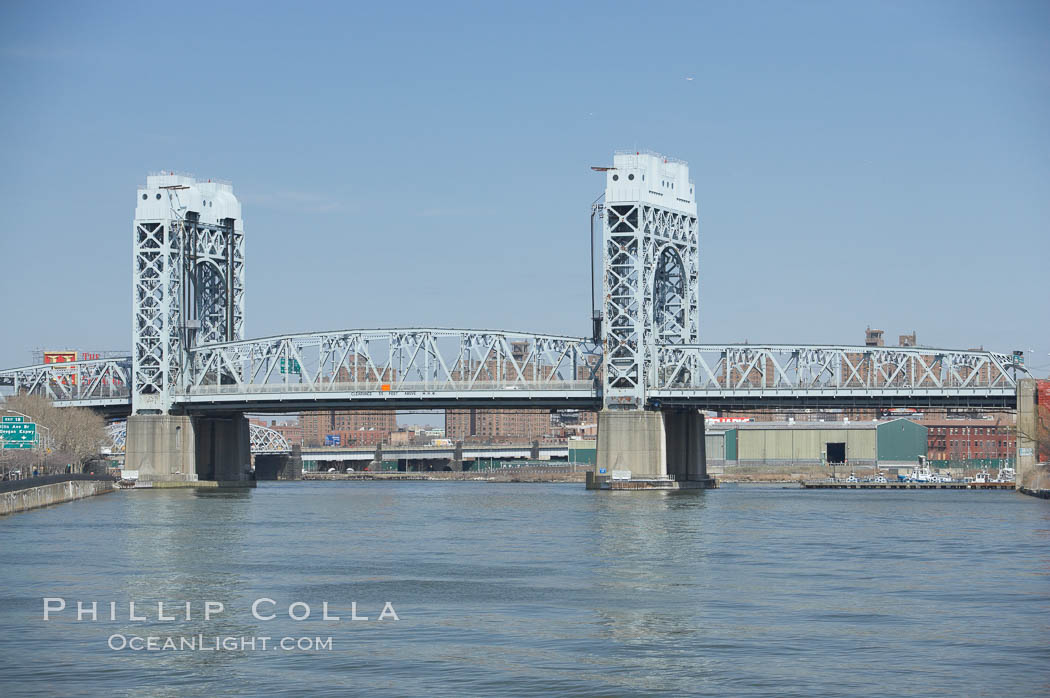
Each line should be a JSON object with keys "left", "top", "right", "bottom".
{"left": 136, "top": 173, "right": 243, "bottom": 229}
{"left": 605, "top": 151, "right": 696, "bottom": 216}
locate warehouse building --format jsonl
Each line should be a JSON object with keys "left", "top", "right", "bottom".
{"left": 711, "top": 418, "right": 927, "bottom": 470}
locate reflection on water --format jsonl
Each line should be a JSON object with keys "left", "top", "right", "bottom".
{"left": 0, "top": 483, "right": 1047, "bottom": 696}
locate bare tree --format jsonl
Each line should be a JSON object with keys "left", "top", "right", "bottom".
{"left": 1, "top": 393, "right": 106, "bottom": 472}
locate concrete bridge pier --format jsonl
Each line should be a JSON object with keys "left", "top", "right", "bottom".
{"left": 125, "top": 413, "right": 252, "bottom": 484}
{"left": 255, "top": 445, "right": 303, "bottom": 480}
{"left": 1016, "top": 378, "right": 1040, "bottom": 489}
{"left": 448, "top": 441, "right": 465, "bottom": 472}
{"left": 588, "top": 409, "right": 716, "bottom": 490}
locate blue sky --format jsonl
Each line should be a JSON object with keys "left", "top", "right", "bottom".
{"left": 1, "top": 0, "right": 1048, "bottom": 375}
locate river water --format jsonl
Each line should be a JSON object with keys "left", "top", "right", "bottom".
{"left": 0, "top": 482, "right": 1047, "bottom": 696}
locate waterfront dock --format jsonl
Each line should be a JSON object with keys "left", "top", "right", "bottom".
{"left": 802, "top": 481, "right": 1015, "bottom": 490}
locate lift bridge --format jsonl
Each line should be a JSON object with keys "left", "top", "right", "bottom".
{"left": 0, "top": 154, "right": 1028, "bottom": 487}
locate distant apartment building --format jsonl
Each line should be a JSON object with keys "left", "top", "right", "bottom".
{"left": 445, "top": 409, "right": 551, "bottom": 443}
{"left": 301, "top": 410, "right": 397, "bottom": 447}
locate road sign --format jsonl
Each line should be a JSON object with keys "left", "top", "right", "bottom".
{"left": 279, "top": 358, "right": 301, "bottom": 374}
{"left": 2, "top": 416, "right": 24, "bottom": 423}
{"left": 0, "top": 421, "right": 37, "bottom": 445}
{"left": 0, "top": 427, "right": 35, "bottom": 437}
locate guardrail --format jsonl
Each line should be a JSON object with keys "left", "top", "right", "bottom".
{"left": 181, "top": 379, "right": 594, "bottom": 395}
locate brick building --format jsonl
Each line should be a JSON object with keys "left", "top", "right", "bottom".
{"left": 445, "top": 409, "right": 551, "bottom": 443}
{"left": 301, "top": 410, "right": 397, "bottom": 447}
{"left": 920, "top": 416, "right": 1016, "bottom": 464}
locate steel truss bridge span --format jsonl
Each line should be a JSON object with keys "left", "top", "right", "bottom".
{"left": 651, "top": 344, "right": 1022, "bottom": 410}
{"left": 0, "top": 357, "right": 132, "bottom": 413}
{"left": 180, "top": 327, "right": 601, "bottom": 412}
{"left": 0, "top": 336, "right": 1025, "bottom": 412}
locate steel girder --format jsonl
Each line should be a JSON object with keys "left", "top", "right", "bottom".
{"left": 602, "top": 202, "right": 699, "bottom": 408}
{"left": 651, "top": 344, "right": 1026, "bottom": 403}
{"left": 106, "top": 421, "right": 127, "bottom": 453}
{"left": 248, "top": 423, "right": 291, "bottom": 454}
{"left": 184, "top": 216, "right": 245, "bottom": 346}
{"left": 0, "top": 358, "right": 131, "bottom": 407}
{"left": 181, "top": 328, "right": 602, "bottom": 399}
{"left": 132, "top": 219, "right": 180, "bottom": 412}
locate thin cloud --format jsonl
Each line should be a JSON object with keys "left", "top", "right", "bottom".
{"left": 417, "top": 207, "right": 494, "bottom": 217}
{"left": 247, "top": 191, "right": 350, "bottom": 214}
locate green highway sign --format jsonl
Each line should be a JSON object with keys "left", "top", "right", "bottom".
{"left": 2, "top": 416, "right": 25, "bottom": 423}
{"left": 0, "top": 423, "right": 35, "bottom": 433}
{"left": 0, "top": 421, "right": 37, "bottom": 444}
{"left": 280, "top": 358, "right": 301, "bottom": 374}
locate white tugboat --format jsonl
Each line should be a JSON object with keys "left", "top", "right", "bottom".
{"left": 993, "top": 466, "right": 1016, "bottom": 484}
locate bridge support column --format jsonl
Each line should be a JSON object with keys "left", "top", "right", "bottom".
{"left": 369, "top": 443, "right": 384, "bottom": 472}
{"left": 589, "top": 409, "right": 715, "bottom": 490}
{"left": 125, "top": 415, "right": 198, "bottom": 482}
{"left": 194, "top": 414, "right": 252, "bottom": 482}
{"left": 448, "top": 441, "right": 465, "bottom": 471}
{"left": 125, "top": 413, "right": 251, "bottom": 484}
{"left": 255, "top": 446, "right": 303, "bottom": 481}
{"left": 664, "top": 409, "right": 710, "bottom": 483}
{"left": 1017, "top": 379, "right": 1040, "bottom": 490}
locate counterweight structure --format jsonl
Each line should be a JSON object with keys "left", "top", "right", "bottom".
{"left": 601, "top": 152, "right": 699, "bottom": 408}
{"left": 132, "top": 174, "right": 244, "bottom": 414}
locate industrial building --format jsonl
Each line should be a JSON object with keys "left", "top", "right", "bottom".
{"left": 709, "top": 418, "right": 927, "bottom": 470}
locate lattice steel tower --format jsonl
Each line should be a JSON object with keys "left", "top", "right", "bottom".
{"left": 601, "top": 152, "right": 699, "bottom": 408}
{"left": 132, "top": 174, "right": 244, "bottom": 414}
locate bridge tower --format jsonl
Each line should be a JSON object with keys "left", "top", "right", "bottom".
{"left": 591, "top": 152, "right": 711, "bottom": 488}
{"left": 125, "top": 174, "right": 250, "bottom": 482}
{"left": 601, "top": 151, "right": 699, "bottom": 406}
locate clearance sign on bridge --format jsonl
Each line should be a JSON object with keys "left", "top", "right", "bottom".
{"left": 1, "top": 416, "right": 37, "bottom": 449}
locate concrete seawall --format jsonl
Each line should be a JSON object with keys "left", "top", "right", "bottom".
{"left": 0, "top": 478, "right": 115, "bottom": 517}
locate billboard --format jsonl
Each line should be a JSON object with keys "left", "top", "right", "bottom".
{"left": 324, "top": 434, "right": 341, "bottom": 446}
{"left": 40, "top": 351, "right": 124, "bottom": 389}
{"left": 43, "top": 351, "right": 77, "bottom": 364}
{"left": 44, "top": 351, "right": 78, "bottom": 386}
